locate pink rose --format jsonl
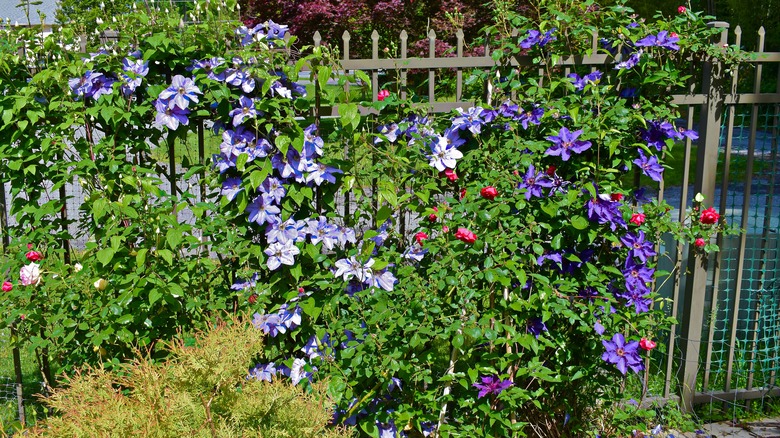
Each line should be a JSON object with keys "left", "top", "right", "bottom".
{"left": 25, "top": 250, "right": 43, "bottom": 262}
{"left": 455, "top": 228, "right": 477, "bottom": 244}
{"left": 480, "top": 186, "right": 498, "bottom": 200}
{"left": 414, "top": 232, "right": 429, "bottom": 245}
{"left": 695, "top": 238, "right": 706, "bottom": 247}
{"left": 699, "top": 207, "right": 720, "bottom": 225}
{"left": 19, "top": 263, "right": 41, "bottom": 286}
{"left": 2, "top": 281, "right": 12, "bottom": 292}
{"left": 377, "top": 90, "right": 390, "bottom": 101}
{"left": 677, "top": 5, "right": 686, "bottom": 13}
{"left": 428, "top": 206, "right": 439, "bottom": 222}
{"left": 639, "top": 338, "right": 657, "bottom": 351}
{"left": 630, "top": 213, "right": 646, "bottom": 226}
{"left": 442, "top": 225, "right": 449, "bottom": 233}
{"left": 440, "top": 169, "right": 458, "bottom": 182}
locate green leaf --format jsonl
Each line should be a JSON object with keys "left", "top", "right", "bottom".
{"left": 166, "top": 229, "right": 183, "bottom": 249}
{"left": 157, "top": 249, "right": 173, "bottom": 265}
{"left": 136, "top": 248, "right": 148, "bottom": 268}
{"left": 96, "top": 247, "right": 115, "bottom": 266}
{"left": 149, "top": 289, "right": 162, "bottom": 306}
{"left": 571, "top": 215, "right": 589, "bottom": 230}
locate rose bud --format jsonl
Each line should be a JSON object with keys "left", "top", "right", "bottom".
{"left": 25, "top": 251, "right": 43, "bottom": 262}
{"left": 678, "top": 5, "right": 686, "bottom": 13}
{"left": 640, "top": 338, "right": 657, "bottom": 351}
{"left": 2, "top": 281, "right": 12, "bottom": 292}
{"left": 695, "top": 238, "right": 706, "bottom": 247}
{"left": 428, "top": 207, "right": 439, "bottom": 222}
{"left": 630, "top": 213, "right": 646, "bottom": 226}
{"left": 414, "top": 232, "right": 429, "bottom": 245}
{"left": 480, "top": 186, "right": 498, "bottom": 200}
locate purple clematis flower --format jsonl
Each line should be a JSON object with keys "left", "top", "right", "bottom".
{"left": 545, "top": 127, "right": 592, "bottom": 161}
{"left": 451, "top": 106, "right": 485, "bottom": 135}
{"left": 517, "top": 106, "right": 544, "bottom": 129}
{"left": 427, "top": 135, "right": 463, "bottom": 171}
{"left": 191, "top": 57, "right": 226, "bottom": 81}
{"left": 158, "top": 75, "right": 201, "bottom": 110}
{"left": 220, "top": 177, "right": 243, "bottom": 202}
{"left": 616, "top": 51, "right": 642, "bottom": 69}
{"left": 568, "top": 70, "right": 602, "bottom": 90}
{"left": 623, "top": 258, "right": 654, "bottom": 293}
{"left": 306, "top": 216, "right": 340, "bottom": 250}
{"left": 249, "top": 362, "right": 277, "bottom": 382}
{"left": 334, "top": 257, "right": 374, "bottom": 283}
{"left": 634, "top": 150, "right": 664, "bottom": 182}
{"left": 266, "top": 20, "right": 289, "bottom": 40}
{"left": 517, "top": 164, "right": 553, "bottom": 200}
{"left": 602, "top": 333, "right": 644, "bottom": 374}
{"left": 635, "top": 30, "right": 680, "bottom": 51}
{"left": 307, "top": 162, "right": 343, "bottom": 185}
{"left": 246, "top": 194, "right": 281, "bottom": 225}
{"left": 473, "top": 375, "right": 513, "bottom": 398}
{"left": 260, "top": 177, "right": 286, "bottom": 204}
{"left": 527, "top": 318, "right": 548, "bottom": 338}
{"left": 264, "top": 241, "right": 300, "bottom": 270}
{"left": 621, "top": 230, "right": 657, "bottom": 263}
{"left": 154, "top": 98, "right": 190, "bottom": 130}
{"left": 586, "top": 192, "right": 627, "bottom": 231}
{"left": 229, "top": 95, "right": 257, "bottom": 127}
{"left": 266, "top": 218, "right": 304, "bottom": 245}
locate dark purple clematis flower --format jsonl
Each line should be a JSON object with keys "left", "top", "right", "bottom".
{"left": 517, "top": 164, "right": 553, "bottom": 200}
{"left": 517, "top": 106, "right": 544, "bottom": 129}
{"left": 602, "top": 333, "right": 644, "bottom": 374}
{"left": 498, "top": 100, "right": 519, "bottom": 118}
{"left": 545, "top": 127, "right": 592, "bottom": 161}
{"left": 520, "top": 29, "right": 542, "bottom": 48}
{"left": 620, "top": 230, "right": 657, "bottom": 262}
{"left": 260, "top": 176, "right": 286, "bottom": 204}
{"left": 623, "top": 258, "right": 654, "bottom": 293}
{"left": 615, "top": 286, "right": 653, "bottom": 313}
{"left": 527, "top": 318, "right": 548, "bottom": 338}
{"left": 568, "top": 70, "right": 602, "bottom": 90}
{"left": 473, "top": 375, "right": 513, "bottom": 398}
{"left": 635, "top": 30, "right": 680, "bottom": 51}
{"left": 634, "top": 150, "right": 664, "bottom": 182}
{"left": 586, "top": 191, "right": 627, "bottom": 231}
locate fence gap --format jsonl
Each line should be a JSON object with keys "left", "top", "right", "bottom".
{"left": 724, "top": 25, "right": 765, "bottom": 396}
{"left": 678, "top": 22, "right": 730, "bottom": 412}
{"left": 428, "top": 30, "right": 436, "bottom": 107}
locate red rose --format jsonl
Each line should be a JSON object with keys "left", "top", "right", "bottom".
{"left": 440, "top": 169, "right": 458, "bottom": 182}
{"left": 460, "top": 188, "right": 467, "bottom": 200}
{"left": 546, "top": 165, "right": 557, "bottom": 176}
{"left": 699, "top": 207, "right": 720, "bottom": 225}
{"left": 428, "top": 207, "right": 439, "bottom": 222}
{"left": 377, "top": 89, "right": 390, "bottom": 101}
{"left": 695, "top": 238, "right": 706, "bottom": 247}
{"left": 677, "top": 5, "right": 686, "bottom": 13}
{"left": 415, "top": 232, "right": 429, "bottom": 245}
{"left": 455, "top": 228, "right": 477, "bottom": 244}
{"left": 298, "top": 287, "right": 305, "bottom": 293}
{"left": 639, "top": 338, "right": 657, "bottom": 351}
{"left": 480, "top": 186, "right": 498, "bottom": 200}
{"left": 2, "top": 281, "right": 12, "bottom": 292}
{"left": 630, "top": 213, "right": 646, "bottom": 226}
{"left": 611, "top": 193, "right": 624, "bottom": 202}
{"left": 25, "top": 251, "right": 43, "bottom": 262}
{"left": 248, "top": 294, "right": 258, "bottom": 304}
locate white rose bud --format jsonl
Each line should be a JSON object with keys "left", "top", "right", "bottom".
{"left": 73, "top": 263, "right": 83, "bottom": 273}
{"left": 94, "top": 278, "right": 108, "bottom": 291}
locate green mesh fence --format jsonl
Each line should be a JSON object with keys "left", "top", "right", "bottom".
{"left": 697, "top": 103, "right": 779, "bottom": 414}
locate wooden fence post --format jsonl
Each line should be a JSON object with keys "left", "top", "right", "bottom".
{"left": 677, "top": 21, "right": 729, "bottom": 413}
